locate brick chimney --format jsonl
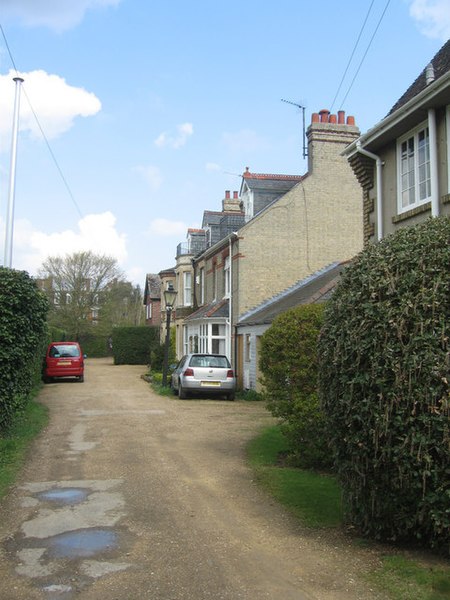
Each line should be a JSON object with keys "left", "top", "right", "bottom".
{"left": 222, "top": 190, "right": 241, "bottom": 212}
{"left": 307, "top": 108, "right": 359, "bottom": 174}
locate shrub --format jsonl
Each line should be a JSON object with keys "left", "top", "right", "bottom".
{"left": 318, "top": 217, "right": 450, "bottom": 553}
{"left": 112, "top": 326, "right": 159, "bottom": 365}
{"left": 0, "top": 268, "right": 48, "bottom": 431}
{"left": 259, "top": 303, "right": 332, "bottom": 470}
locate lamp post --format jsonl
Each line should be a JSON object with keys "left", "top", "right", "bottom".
{"left": 162, "top": 282, "right": 177, "bottom": 386}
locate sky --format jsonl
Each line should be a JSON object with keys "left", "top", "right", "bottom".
{"left": 0, "top": 0, "right": 449, "bottom": 287}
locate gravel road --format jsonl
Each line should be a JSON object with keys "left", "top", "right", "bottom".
{"left": 0, "top": 358, "right": 385, "bottom": 600}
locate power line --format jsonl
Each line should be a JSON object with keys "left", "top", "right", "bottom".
{"left": 329, "top": 0, "right": 376, "bottom": 113}
{"left": 0, "top": 23, "right": 84, "bottom": 220}
{"left": 338, "top": 0, "right": 392, "bottom": 109}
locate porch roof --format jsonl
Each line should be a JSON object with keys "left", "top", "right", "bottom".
{"left": 184, "top": 298, "right": 229, "bottom": 321}
{"left": 237, "top": 261, "right": 348, "bottom": 327}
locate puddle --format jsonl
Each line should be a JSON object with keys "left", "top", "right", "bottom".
{"left": 36, "top": 488, "right": 89, "bottom": 505}
{"left": 46, "top": 528, "right": 118, "bottom": 559}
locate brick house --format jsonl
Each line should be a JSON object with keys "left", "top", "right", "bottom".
{"left": 172, "top": 192, "right": 245, "bottom": 358}
{"left": 231, "top": 109, "right": 363, "bottom": 388}
{"left": 343, "top": 39, "right": 450, "bottom": 243}
{"left": 174, "top": 108, "right": 363, "bottom": 388}
{"left": 236, "top": 261, "right": 348, "bottom": 391}
{"left": 143, "top": 273, "right": 161, "bottom": 327}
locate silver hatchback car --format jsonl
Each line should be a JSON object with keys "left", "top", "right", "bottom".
{"left": 171, "top": 353, "right": 236, "bottom": 400}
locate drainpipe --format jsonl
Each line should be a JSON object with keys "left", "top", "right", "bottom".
{"left": 428, "top": 108, "right": 439, "bottom": 216}
{"left": 228, "top": 233, "right": 238, "bottom": 364}
{"left": 355, "top": 142, "right": 383, "bottom": 241}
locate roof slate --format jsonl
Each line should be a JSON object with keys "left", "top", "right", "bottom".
{"left": 184, "top": 298, "right": 229, "bottom": 321}
{"left": 388, "top": 39, "right": 450, "bottom": 115}
{"left": 237, "top": 262, "right": 348, "bottom": 327}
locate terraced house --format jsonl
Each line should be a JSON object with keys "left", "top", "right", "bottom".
{"left": 167, "top": 107, "right": 364, "bottom": 390}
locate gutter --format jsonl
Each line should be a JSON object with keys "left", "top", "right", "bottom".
{"left": 344, "top": 70, "right": 450, "bottom": 154}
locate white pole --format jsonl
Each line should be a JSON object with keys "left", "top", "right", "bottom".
{"left": 4, "top": 76, "right": 24, "bottom": 268}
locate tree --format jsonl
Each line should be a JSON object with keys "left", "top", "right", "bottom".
{"left": 39, "top": 251, "right": 125, "bottom": 338}
{"left": 259, "top": 303, "right": 331, "bottom": 470}
{"left": 318, "top": 217, "right": 450, "bottom": 552}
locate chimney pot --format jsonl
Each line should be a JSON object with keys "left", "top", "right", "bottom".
{"left": 329, "top": 114, "right": 337, "bottom": 124}
{"left": 346, "top": 116, "right": 355, "bottom": 126}
{"left": 338, "top": 110, "right": 345, "bottom": 124}
{"left": 233, "top": 191, "right": 238, "bottom": 199}
{"left": 319, "top": 109, "right": 330, "bottom": 123}
{"left": 311, "top": 113, "right": 320, "bottom": 123}
{"left": 225, "top": 190, "right": 230, "bottom": 199}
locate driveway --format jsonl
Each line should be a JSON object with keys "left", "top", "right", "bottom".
{"left": 0, "top": 358, "right": 384, "bottom": 600}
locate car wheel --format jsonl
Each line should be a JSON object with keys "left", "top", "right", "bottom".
{"left": 227, "top": 392, "right": 235, "bottom": 401}
{"left": 78, "top": 374, "right": 84, "bottom": 382}
{"left": 171, "top": 383, "right": 178, "bottom": 396}
{"left": 179, "top": 385, "right": 187, "bottom": 399}
{"left": 43, "top": 376, "right": 52, "bottom": 384}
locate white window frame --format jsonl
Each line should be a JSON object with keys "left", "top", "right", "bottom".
{"left": 224, "top": 256, "right": 230, "bottom": 298}
{"left": 146, "top": 303, "right": 152, "bottom": 320}
{"left": 183, "top": 271, "right": 192, "bottom": 307}
{"left": 199, "top": 267, "right": 205, "bottom": 305}
{"left": 397, "top": 121, "right": 431, "bottom": 213}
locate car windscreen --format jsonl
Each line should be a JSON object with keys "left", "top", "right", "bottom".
{"left": 49, "top": 345, "right": 80, "bottom": 358}
{"left": 190, "top": 355, "right": 229, "bottom": 368}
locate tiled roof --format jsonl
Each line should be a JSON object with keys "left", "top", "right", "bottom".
{"left": 388, "top": 39, "right": 450, "bottom": 115}
{"left": 184, "top": 298, "right": 229, "bottom": 321}
{"left": 243, "top": 167, "right": 304, "bottom": 181}
{"left": 144, "top": 273, "right": 161, "bottom": 302}
{"left": 237, "top": 262, "right": 348, "bottom": 327}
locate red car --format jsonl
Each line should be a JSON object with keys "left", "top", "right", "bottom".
{"left": 43, "top": 342, "right": 85, "bottom": 383}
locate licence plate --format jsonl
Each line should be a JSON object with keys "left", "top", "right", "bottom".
{"left": 201, "top": 381, "right": 220, "bottom": 387}
{"left": 57, "top": 361, "right": 71, "bottom": 366}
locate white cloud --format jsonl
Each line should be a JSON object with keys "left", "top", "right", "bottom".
{"left": 2, "top": 0, "right": 121, "bottom": 32}
{"left": 154, "top": 122, "right": 194, "bottom": 149}
{"left": 10, "top": 212, "right": 127, "bottom": 275}
{"left": 148, "top": 218, "right": 189, "bottom": 237}
{"left": 134, "top": 164, "right": 163, "bottom": 190}
{"left": 205, "top": 162, "right": 221, "bottom": 171}
{"left": 222, "top": 129, "right": 269, "bottom": 153}
{"left": 0, "top": 70, "right": 101, "bottom": 149}
{"left": 408, "top": 0, "right": 450, "bottom": 40}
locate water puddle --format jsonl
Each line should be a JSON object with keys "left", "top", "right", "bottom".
{"left": 36, "top": 488, "right": 88, "bottom": 505}
{"left": 46, "top": 528, "right": 118, "bottom": 559}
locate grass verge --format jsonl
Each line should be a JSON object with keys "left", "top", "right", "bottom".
{"left": 0, "top": 395, "right": 49, "bottom": 501}
{"left": 247, "top": 424, "right": 450, "bottom": 599}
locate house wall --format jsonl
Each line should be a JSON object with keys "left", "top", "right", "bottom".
{"left": 237, "top": 325, "right": 268, "bottom": 391}
{"left": 234, "top": 111, "right": 363, "bottom": 316}
{"left": 365, "top": 106, "right": 450, "bottom": 243}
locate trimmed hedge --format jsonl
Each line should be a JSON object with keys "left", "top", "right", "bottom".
{"left": 112, "top": 326, "right": 159, "bottom": 365}
{"left": 0, "top": 268, "right": 48, "bottom": 431}
{"left": 318, "top": 217, "right": 450, "bottom": 553}
{"left": 259, "top": 303, "right": 332, "bottom": 470}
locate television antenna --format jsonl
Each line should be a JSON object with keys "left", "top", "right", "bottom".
{"left": 281, "top": 99, "right": 308, "bottom": 159}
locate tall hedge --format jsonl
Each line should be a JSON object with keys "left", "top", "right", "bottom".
{"left": 259, "top": 303, "right": 331, "bottom": 469}
{"left": 0, "top": 268, "right": 48, "bottom": 431}
{"left": 112, "top": 326, "right": 159, "bottom": 365}
{"left": 318, "top": 217, "right": 450, "bottom": 553}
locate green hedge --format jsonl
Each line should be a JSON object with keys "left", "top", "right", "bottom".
{"left": 259, "top": 303, "right": 331, "bottom": 470}
{"left": 112, "top": 326, "right": 159, "bottom": 365}
{"left": 318, "top": 217, "right": 450, "bottom": 553}
{"left": 0, "top": 268, "right": 48, "bottom": 432}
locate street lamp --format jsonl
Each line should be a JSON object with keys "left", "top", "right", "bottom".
{"left": 162, "top": 282, "right": 177, "bottom": 386}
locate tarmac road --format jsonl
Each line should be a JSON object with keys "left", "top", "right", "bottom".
{"left": 0, "top": 358, "right": 384, "bottom": 600}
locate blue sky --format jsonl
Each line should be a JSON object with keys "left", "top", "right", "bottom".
{"left": 0, "top": 0, "right": 449, "bottom": 286}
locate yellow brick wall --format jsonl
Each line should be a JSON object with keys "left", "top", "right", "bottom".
{"left": 235, "top": 121, "right": 364, "bottom": 316}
